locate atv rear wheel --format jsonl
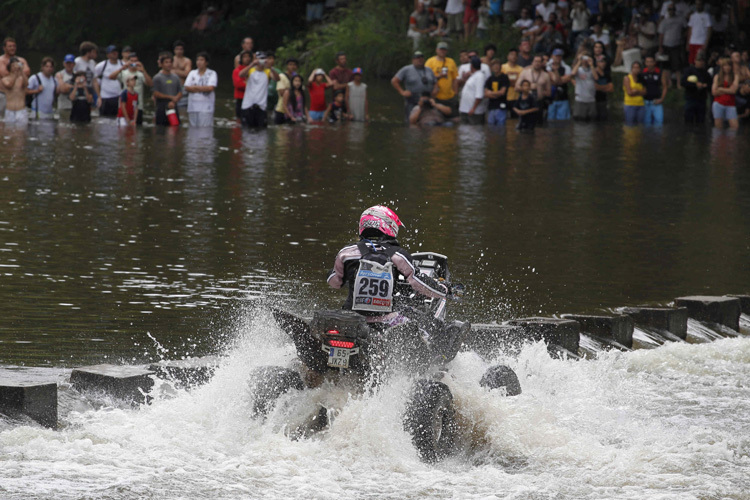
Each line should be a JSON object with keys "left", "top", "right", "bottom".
{"left": 249, "top": 366, "right": 304, "bottom": 417}
{"left": 479, "top": 364, "right": 522, "bottom": 396}
{"left": 404, "top": 380, "right": 458, "bottom": 462}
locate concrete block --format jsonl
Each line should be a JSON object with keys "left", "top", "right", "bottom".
{"left": 468, "top": 324, "right": 525, "bottom": 357}
{"left": 0, "top": 382, "right": 57, "bottom": 428}
{"left": 561, "top": 314, "right": 634, "bottom": 349}
{"left": 505, "top": 317, "right": 580, "bottom": 355}
{"left": 149, "top": 355, "right": 221, "bottom": 388}
{"left": 619, "top": 307, "right": 688, "bottom": 339}
{"left": 70, "top": 365, "right": 154, "bottom": 402}
{"left": 674, "top": 296, "right": 741, "bottom": 332}
{"left": 727, "top": 295, "right": 750, "bottom": 315}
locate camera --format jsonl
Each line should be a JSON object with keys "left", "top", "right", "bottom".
{"left": 130, "top": 63, "right": 137, "bottom": 68}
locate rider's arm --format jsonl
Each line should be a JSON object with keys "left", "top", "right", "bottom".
{"left": 327, "top": 244, "right": 360, "bottom": 289}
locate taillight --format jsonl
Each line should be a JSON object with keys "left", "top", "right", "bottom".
{"left": 329, "top": 340, "right": 354, "bottom": 349}
{"left": 327, "top": 330, "right": 340, "bottom": 335}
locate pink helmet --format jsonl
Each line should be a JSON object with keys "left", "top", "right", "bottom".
{"left": 358, "top": 205, "right": 405, "bottom": 238}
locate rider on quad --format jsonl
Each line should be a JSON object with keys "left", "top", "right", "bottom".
{"left": 327, "top": 205, "right": 467, "bottom": 353}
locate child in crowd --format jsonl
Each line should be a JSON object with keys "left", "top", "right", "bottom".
{"left": 308, "top": 68, "right": 332, "bottom": 122}
{"left": 284, "top": 74, "right": 307, "bottom": 123}
{"left": 69, "top": 71, "right": 92, "bottom": 123}
{"left": 513, "top": 80, "right": 539, "bottom": 130}
{"left": 117, "top": 74, "right": 139, "bottom": 127}
{"left": 345, "top": 67, "right": 368, "bottom": 122}
{"left": 324, "top": 92, "right": 350, "bottom": 123}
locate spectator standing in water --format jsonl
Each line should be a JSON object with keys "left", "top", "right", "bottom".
{"left": 641, "top": 55, "right": 669, "bottom": 125}
{"left": 711, "top": 57, "right": 739, "bottom": 129}
{"left": 55, "top": 54, "right": 76, "bottom": 121}
{"left": 516, "top": 54, "right": 551, "bottom": 123}
{"left": 1, "top": 57, "right": 28, "bottom": 123}
{"left": 514, "top": 80, "right": 539, "bottom": 130}
{"left": 272, "top": 57, "right": 299, "bottom": 125}
{"left": 233, "top": 37, "right": 253, "bottom": 68}
{"left": 329, "top": 52, "right": 353, "bottom": 96}
{"left": 173, "top": 41, "right": 193, "bottom": 118}
{"left": 152, "top": 53, "right": 183, "bottom": 126}
{"left": 458, "top": 56, "right": 487, "bottom": 124}
{"left": 232, "top": 51, "right": 252, "bottom": 121}
{"left": 308, "top": 68, "right": 333, "bottom": 122}
{"left": 69, "top": 71, "right": 93, "bottom": 123}
{"left": 240, "top": 52, "right": 280, "bottom": 128}
{"left": 484, "top": 59, "right": 510, "bottom": 125}
{"left": 571, "top": 52, "right": 597, "bottom": 121}
{"left": 426, "top": 41, "right": 459, "bottom": 114}
{"left": 284, "top": 74, "right": 308, "bottom": 123}
{"left": 546, "top": 48, "right": 572, "bottom": 121}
{"left": 502, "top": 48, "right": 523, "bottom": 115}
{"left": 0, "top": 37, "right": 31, "bottom": 117}
{"left": 391, "top": 51, "right": 437, "bottom": 122}
{"left": 27, "top": 57, "right": 57, "bottom": 120}
{"left": 110, "top": 52, "right": 152, "bottom": 126}
{"left": 681, "top": 52, "right": 711, "bottom": 124}
{"left": 184, "top": 51, "right": 217, "bottom": 127}
{"left": 323, "top": 92, "right": 349, "bottom": 123}
{"left": 95, "top": 45, "right": 124, "bottom": 117}
{"left": 117, "top": 74, "right": 139, "bottom": 127}
{"left": 74, "top": 41, "right": 100, "bottom": 110}
{"left": 345, "top": 67, "right": 369, "bottom": 122}
{"left": 593, "top": 55, "right": 613, "bottom": 120}
{"left": 623, "top": 61, "right": 646, "bottom": 125}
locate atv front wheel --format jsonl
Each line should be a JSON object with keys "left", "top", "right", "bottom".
{"left": 404, "top": 380, "right": 458, "bottom": 462}
{"left": 249, "top": 366, "right": 304, "bottom": 417}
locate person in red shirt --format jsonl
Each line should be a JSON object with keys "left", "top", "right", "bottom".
{"left": 328, "top": 52, "right": 353, "bottom": 96}
{"left": 308, "top": 68, "right": 333, "bottom": 122}
{"left": 117, "top": 74, "right": 139, "bottom": 127}
{"left": 232, "top": 51, "right": 252, "bottom": 121}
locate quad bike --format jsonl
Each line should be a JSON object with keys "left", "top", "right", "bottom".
{"left": 250, "top": 252, "right": 521, "bottom": 462}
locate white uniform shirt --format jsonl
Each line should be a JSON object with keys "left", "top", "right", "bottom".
{"left": 185, "top": 68, "right": 218, "bottom": 113}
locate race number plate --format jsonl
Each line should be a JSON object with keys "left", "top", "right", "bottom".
{"left": 328, "top": 347, "right": 353, "bottom": 368}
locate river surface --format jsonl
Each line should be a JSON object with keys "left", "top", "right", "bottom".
{"left": 1, "top": 81, "right": 750, "bottom": 498}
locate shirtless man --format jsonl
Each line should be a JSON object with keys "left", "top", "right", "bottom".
{"left": 0, "top": 37, "right": 31, "bottom": 116}
{"left": 173, "top": 41, "right": 192, "bottom": 116}
{"left": 233, "top": 37, "right": 253, "bottom": 68}
{"left": 1, "top": 57, "right": 29, "bottom": 123}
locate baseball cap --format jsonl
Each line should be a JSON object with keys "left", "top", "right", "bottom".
{"left": 255, "top": 51, "right": 267, "bottom": 59}
{"left": 64, "top": 54, "right": 75, "bottom": 63}
{"left": 413, "top": 50, "right": 425, "bottom": 58}
{"left": 105, "top": 45, "right": 118, "bottom": 53}
{"left": 353, "top": 67, "right": 362, "bottom": 74}
{"left": 552, "top": 48, "right": 564, "bottom": 56}
{"left": 470, "top": 56, "right": 481, "bottom": 70}
{"left": 437, "top": 42, "right": 449, "bottom": 50}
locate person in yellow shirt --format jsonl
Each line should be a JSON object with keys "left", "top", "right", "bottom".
{"left": 425, "top": 41, "right": 458, "bottom": 115}
{"left": 622, "top": 61, "right": 646, "bottom": 125}
{"left": 501, "top": 47, "right": 523, "bottom": 117}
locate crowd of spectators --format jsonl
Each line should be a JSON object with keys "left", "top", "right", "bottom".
{"left": 405, "top": 0, "right": 750, "bottom": 128}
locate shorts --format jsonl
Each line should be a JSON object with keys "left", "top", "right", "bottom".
{"left": 447, "top": 13, "right": 463, "bottom": 32}
{"left": 0, "top": 92, "right": 6, "bottom": 115}
{"left": 665, "top": 46, "right": 685, "bottom": 73}
{"left": 688, "top": 44, "right": 704, "bottom": 65}
{"left": 100, "top": 96, "right": 120, "bottom": 117}
{"left": 4, "top": 108, "right": 29, "bottom": 124}
{"left": 573, "top": 101, "right": 596, "bottom": 120}
{"left": 548, "top": 100, "right": 571, "bottom": 120}
{"left": 463, "top": 7, "right": 478, "bottom": 24}
{"left": 712, "top": 101, "right": 738, "bottom": 121}
{"left": 188, "top": 111, "right": 214, "bottom": 127}
{"left": 309, "top": 110, "right": 325, "bottom": 122}
{"left": 487, "top": 108, "right": 507, "bottom": 125}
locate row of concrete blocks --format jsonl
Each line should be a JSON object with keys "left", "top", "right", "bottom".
{"left": 2, "top": 295, "right": 748, "bottom": 428}
{"left": 0, "top": 356, "right": 220, "bottom": 429}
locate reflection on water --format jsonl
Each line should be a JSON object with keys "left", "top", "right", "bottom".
{"left": 1, "top": 110, "right": 749, "bottom": 366}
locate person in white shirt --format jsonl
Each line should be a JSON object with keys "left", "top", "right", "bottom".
{"left": 239, "top": 51, "right": 280, "bottom": 128}
{"left": 513, "top": 7, "right": 534, "bottom": 30}
{"left": 94, "top": 45, "right": 124, "bottom": 117}
{"left": 74, "top": 41, "right": 100, "bottom": 108}
{"left": 535, "top": 0, "right": 556, "bottom": 22}
{"left": 183, "top": 51, "right": 218, "bottom": 127}
{"left": 27, "top": 57, "right": 57, "bottom": 119}
{"left": 458, "top": 57, "right": 487, "bottom": 124}
{"left": 686, "top": 0, "right": 712, "bottom": 65}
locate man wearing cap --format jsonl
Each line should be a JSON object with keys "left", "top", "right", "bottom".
{"left": 426, "top": 42, "right": 459, "bottom": 114}
{"left": 458, "top": 56, "right": 487, "bottom": 125}
{"left": 272, "top": 57, "right": 298, "bottom": 125}
{"left": 392, "top": 51, "right": 437, "bottom": 122}
{"left": 546, "top": 48, "right": 572, "bottom": 120}
{"left": 95, "top": 45, "right": 124, "bottom": 117}
{"left": 329, "top": 52, "right": 353, "bottom": 96}
{"left": 0, "top": 37, "right": 31, "bottom": 116}
{"left": 55, "top": 54, "right": 77, "bottom": 121}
